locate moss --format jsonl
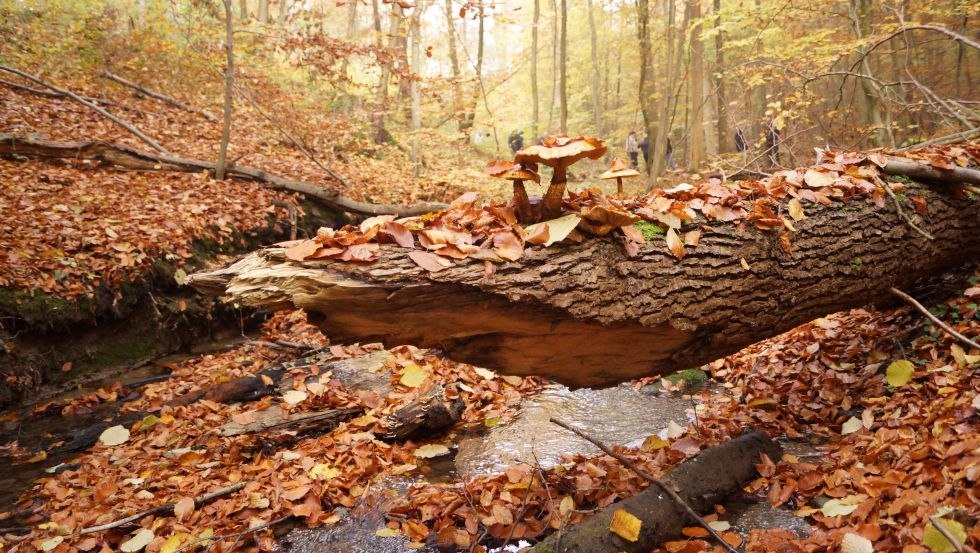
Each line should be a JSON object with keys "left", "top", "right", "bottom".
{"left": 850, "top": 257, "right": 864, "bottom": 272}
{"left": 642, "top": 368, "right": 709, "bottom": 392}
{"left": 633, "top": 220, "right": 666, "bottom": 241}
{"left": 0, "top": 287, "right": 96, "bottom": 326}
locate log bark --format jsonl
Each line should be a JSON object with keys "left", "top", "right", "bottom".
{"left": 0, "top": 134, "right": 446, "bottom": 217}
{"left": 189, "top": 178, "right": 980, "bottom": 388}
{"left": 101, "top": 71, "right": 219, "bottom": 122}
{"left": 531, "top": 430, "right": 782, "bottom": 553}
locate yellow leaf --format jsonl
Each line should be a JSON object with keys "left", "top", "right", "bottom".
{"left": 309, "top": 463, "right": 340, "bottom": 480}
{"left": 39, "top": 536, "right": 64, "bottom": 552}
{"left": 950, "top": 344, "right": 966, "bottom": 367}
{"left": 399, "top": 364, "right": 428, "bottom": 388}
{"left": 160, "top": 414, "right": 175, "bottom": 425}
{"left": 120, "top": 529, "right": 154, "bottom": 552}
{"left": 665, "top": 227, "right": 685, "bottom": 260}
{"left": 609, "top": 509, "right": 642, "bottom": 542}
{"left": 27, "top": 450, "right": 48, "bottom": 463}
{"left": 414, "top": 444, "right": 451, "bottom": 458}
{"left": 740, "top": 257, "right": 751, "bottom": 270}
{"left": 886, "top": 360, "right": 914, "bottom": 387}
{"left": 923, "top": 517, "right": 966, "bottom": 553}
{"left": 641, "top": 435, "right": 669, "bottom": 451}
{"left": 160, "top": 533, "right": 190, "bottom": 553}
{"left": 788, "top": 198, "right": 806, "bottom": 220}
{"left": 524, "top": 214, "right": 582, "bottom": 247}
{"left": 820, "top": 498, "right": 860, "bottom": 517}
{"left": 375, "top": 527, "right": 402, "bottom": 538}
{"left": 559, "top": 496, "right": 575, "bottom": 516}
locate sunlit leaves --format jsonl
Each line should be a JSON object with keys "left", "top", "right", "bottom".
{"left": 609, "top": 508, "right": 642, "bottom": 542}
{"left": 399, "top": 364, "right": 428, "bottom": 387}
{"left": 886, "top": 360, "right": 914, "bottom": 387}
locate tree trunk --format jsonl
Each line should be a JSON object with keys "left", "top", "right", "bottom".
{"left": 558, "top": 0, "right": 568, "bottom": 134}
{"left": 409, "top": 5, "right": 422, "bottom": 178}
{"left": 586, "top": 0, "right": 602, "bottom": 136}
{"left": 258, "top": 0, "right": 268, "bottom": 23}
{"left": 547, "top": 0, "right": 558, "bottom": 133}
{"left": 238, "top": 0, "right": 248, "bottom": 20}
{"left": 188, "top": 176, "right": 980, "bottom": 388}
{"left": 216, "top": 0, "right": 234, "bottom": 181}
{"left": 339, "top": 0, "right": 358, "bottom": 115}
{"left": 445, "top": 0, "right": 463, "bottom": 134}
{"left": 531, "top": 430, "right": 782, "bottom": 553}
{"left": 531, "top": 0, "right": 540, "bottom": 140}
{"left": 688, "top": 0, "right": 705, "bottom": 170}
{"left": 649, "top": 0, "right": 689, "bottom": 187}
{"left": 712, "top": 0, "right": 727, "bottom": 153}
{"left": 637, "top": 0, "right": 654, "bottom": 164}
{"left": 372, "top": 3, "right": 401, "bottom": 144}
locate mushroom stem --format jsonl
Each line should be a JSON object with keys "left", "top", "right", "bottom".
{"left": 616, "top": 176, "right": 624, "bottom": 196}
{"left": 512, "top": 180, "right": 533, "bottom": 224}
{"left": 542, "top": 165, "right": 567, "bottom": 220}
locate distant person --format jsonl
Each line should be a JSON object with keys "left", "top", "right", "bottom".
{"left": 665, "top": 137, "right": 675, "bottom": 170}
{"left": 764, "top": 121, "right": 780, "bottom": 166}
{"left": 508, "top": 130, "right": 524, "bottom": 154}
{"left": 626, "top": 131, "right": 639, "bottom": 169}
{"left": 639, "top": 134, "right": 649, "bottom": 170}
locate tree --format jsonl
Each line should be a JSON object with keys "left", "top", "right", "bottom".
{"left": 648, "top": 0, "right": 689, "bottom": 187}
{"left": 712, "top": 0, "right": 728, "bottom": 153}
{"left": 531, "top": 0, "right": 540, "bottom": 140}
{"left": 215, "top": 0, "right": 234, "bottom": 181}
{"left": 558, "top": 0, "right": 568, "bottom": 134}
{"left": 409, "top": 4, "right": 422, "bottom": 177}
{"left": 258, "top": 0, "right": 268, "bottom": 23}
{"left": 688, "top": 0, "right": 705, "bottom": 170}
{"left": 586, "top": 0, "right": 603, "bottom": 137}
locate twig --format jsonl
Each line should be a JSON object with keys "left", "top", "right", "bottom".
{"left": 927, "top": 516, "right": 972, "bottom": 553}
{"left": 0, "top": 65, "right": 168, "bottom": 153}
{"left": 174, "top": 516, "right": 289, "bottom": 553}
{"left": 548, "top": 417, "right": 738, "bottom": 553}
{"left": 890, "top": 287, "right": 980, "bottom": 350}
{"left": 79, "top": 482, "right": 246, "bottom": 534}
{"left": 248, "top": 339, "right": 316, "bottom": 351}
{"left": 878, "top": 177, "right": 934, "bottom": 240}
{"left": 896, "top": 128, "right": 980, "bottom": 151}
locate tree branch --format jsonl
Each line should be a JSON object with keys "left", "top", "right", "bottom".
{"left": 79, "top": 482, "right": 246, "bottom": 534}
{"left": 890, "top": 287, "right": 980, "bottom": 351}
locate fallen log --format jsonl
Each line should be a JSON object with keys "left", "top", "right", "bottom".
{"left": 531, "top": 430, "right": 782, "bottom": 553}
{"left": 101, "top": 70, "right": 219, "bottom": 122}
{"left": 0, "top": 134, "right": 445, "bottom": 217}
{"left": 188, "top": 176, "right": 980, "bottom": 388}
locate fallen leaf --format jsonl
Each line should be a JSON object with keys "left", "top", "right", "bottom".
{"left": 284, "top": 240, "right": 319, "bottom": 261}
{"left": 841, "top": 416, "right": 863, "bottom": 435}
{"left": 399, "top": 364, "right": 428, "bottom": 388}
{"left": 474, "top": 367, "right": 496, "bottom": 380}
{"left": 841, "top": 532, "right": 874, "bottom": 553}
{"left": 309, "top": 463, "right": 340, "bottom": 480}
{"left": 375, "top": 527, "right": 402, "bottom": 537}
{"left": 120, "top": 529, "right": 154, "bottom": 552}
{"left": 99, "top": 425, "right": 130, "bottom": 446}
{"left": 923, "top": 517, "right": 967, "bottom": 553}
{"left": 820, "top": 498, "right": 860, "bottom": 517}
{"left": 804, "top": 169, "right": 837, "bottom": 187}
{"left": 408, "top": 250, "right": 452, "bottom": 272}
{"left": 788, "top": 198, "right": 805, "bottom": 220}
{"left": 886, "top": 360, "right": 914, "bottom": 387}
{"left": 609, "top": 508, "right": 641, "bottom": 542}
{"left": 524, "top": 214, "right": 581, "bottom": 247}
{"left": 174, "top": 497, "right": 195, "bottom": 522}
{"left": 666, "top": 227, "right": 685, "bottom": 260}
{"left": 414, "top": 444, "right": 451, "bottom": 458}
{"left": 281, "top": 390, "right": 308, "bottom": 405}
{"left": 39, "top": 536, "right": 63, "bottom": 552}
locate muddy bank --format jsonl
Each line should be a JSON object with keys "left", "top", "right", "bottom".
{"left": 0, "top": 201, "right": 344, "bottom": 409}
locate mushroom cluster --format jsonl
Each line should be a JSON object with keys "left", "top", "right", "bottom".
{"left": 486, "top": 134, "right": 607, "bottom": 223}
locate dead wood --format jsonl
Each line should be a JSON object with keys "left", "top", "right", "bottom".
{"left": 0, "top": 77, "right": 144, "bottom": 113}
{"left": 80, "top": 482, "right": 247, "bottom": 534}
{"left": 549, "top": 418, "right": 737, "bottom": 553}
{"left": 530, "top": 430, "right": 781, "bottom": 553}
{"left": 188, "top": 177, "right": 980, "bottom": 388}
{"left": 0, "top": 134, "right": 446, "bottom": 216}
{"left": 101, "top": 70, "right": 219, "bottom": 122}
{"left": 0, "top": 65, "right": 168, "bottom": 153}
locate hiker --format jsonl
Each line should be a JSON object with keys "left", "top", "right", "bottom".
{"left": 764, "top": 120, "right": 780, "bottom": 166}
{"left": 665, "top": 137, "right": 675, "bottom": 170}
{"left": 626, "top": 131, "right": 639, "bottom": 169}
{"left": 735, "top": 127, "right": 747, "bottom": 153}
{"left": 639, "top": 134, "right": 649, "bottom": 171}
{"left": 508, "top": 130, "right": 524, "bottom": 154}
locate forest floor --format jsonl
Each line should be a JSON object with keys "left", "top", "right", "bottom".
{"left": 0, "top": 71, "right": 978, "bottom": 553}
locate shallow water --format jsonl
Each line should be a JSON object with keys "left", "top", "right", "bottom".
{"left": 455, "top": 383, "right": 698, "bottom": 477}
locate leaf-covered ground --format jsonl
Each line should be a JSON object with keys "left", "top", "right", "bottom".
{"left": 2, "top": 273, "right": 976, "bottom": 552}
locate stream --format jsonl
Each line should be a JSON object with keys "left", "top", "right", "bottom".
{"left": 1, "top": 346, "right": 814, "bottom": 550}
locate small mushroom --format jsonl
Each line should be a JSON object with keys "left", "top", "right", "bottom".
{"left": 599, "top": 158, "right": 641, "bottom": 196}
{"left": 485, "top": 160, "right": 540, "bottom": 224}
{"left": 515, "top": 135, "right": 607, "bottom": 220}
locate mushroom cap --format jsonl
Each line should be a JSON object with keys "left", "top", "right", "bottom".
{"left": 515, "top": 135, "right": 607, "bottom": 168}
{"left": 599, "top": 157, "right": 640, "bottom": 180}
{"left": 580, "top": 205, "right": 640, "bottom": 227}
{"left": 485, "top": 160, "right": 541, "bottom": 183}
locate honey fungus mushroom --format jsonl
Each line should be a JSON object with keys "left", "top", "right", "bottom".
{"left": 485, "top": 160, "right": 540, "bottom": 224}
{"left": 515, "top": 135, "right": 607, "bottom": 220}
{"left": 599, "top": 157, "right": 641, "bottom": 196}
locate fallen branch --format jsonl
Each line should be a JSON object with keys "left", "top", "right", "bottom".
{"left": 890, "top": 287, "right": 980, "bottom": 350}
{"left": 896, "top": 129, "right": 980, "bottom": 151}
{"left": 174, "top": 516, "right": 289, "bottom": 553}
{"left": 0, "top": 77, "right": 144, "bottom": 113}
{"left": 0, "top": 134, "right": 445, "bottom": 216}
{"left": 79, "top": 482, "right": 246, "bottom": 534}
{"left": 883, "top": 157, "right": 980, "bottom": 186}
{"left": 0, "top": 65, "right": 168, "bottom": 153}
{"left": 531, "top": 429, "right": 781, "bottom": 553}
{"left": 101, "top": 70, "right": 219, "bottom": 122}
{"left": 548, "top": 418, "right": 737, "bottom": 553}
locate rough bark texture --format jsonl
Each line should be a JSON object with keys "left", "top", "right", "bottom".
{"left": 0, "top": 134, "right": 445, "bottom": 216}
{"left": 190, "top": 179, "right": 980, "bottom": 388}
{"left": 531, "top": 430, "right": 782, "bottom": 553}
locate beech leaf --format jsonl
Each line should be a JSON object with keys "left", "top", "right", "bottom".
{"left": 923, "top": 517, "right": 967, "bottom": 553}
{"left": 886, "top": 360, "right": 914, "bottom": 387}
{"left": 841, "top": 533, "right": 874, "bottom": 553}
{"left": 841, "top": 416, "right": 863, "bottom": 435}
{"left": 399, "top": 364, "right": 428, "bottom": 388}
{"left": 281, "top": 390, "right": 308, "bottom": 405}
{"left": 99, "top": 425, "right": 130, "bottom": 446}
{"left": 665, "top": 227, "right": 685, "bottom": 260}
{"left": 120, "top": 529, "right": 155, "bottom": 552}
{"left": 609, "top": 508, "right": 642, "bottom": 542}
{"left": 174, "top": 497, "right": 195, "bottom": 522}
{"left": 414, "top": 444, "right": 451, "bottom": 458}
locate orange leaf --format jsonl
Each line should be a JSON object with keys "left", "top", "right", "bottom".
{"left": 284, "top": 240, "right": 319, "bottom": 261}
{"left": 666, "top": 227, "right": 685, "bottom": 260}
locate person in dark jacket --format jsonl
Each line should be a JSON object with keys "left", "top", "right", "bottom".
{"left": 639, "top": 135, "right": 649, "bottom": 171}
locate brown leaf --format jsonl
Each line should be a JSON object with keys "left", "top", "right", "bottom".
{"left": 284, "top": 239, "right": 319, "bottom": 261}
{"left": 409, "top": 250, "right": 452, "bottom": 272}
{"left": 665, "top": 227, "right": 685, "bottom": 260}
{"left": 174, "top": 497, "right": 195, "bottom": 522}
